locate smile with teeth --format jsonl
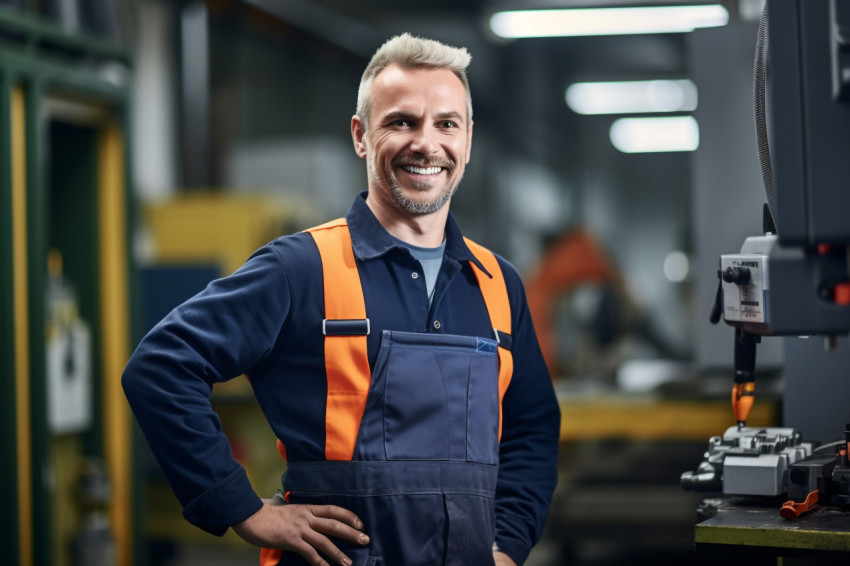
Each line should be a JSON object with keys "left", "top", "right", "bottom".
{"left": 402, "top": 165, "right": 443, "bottom": 175}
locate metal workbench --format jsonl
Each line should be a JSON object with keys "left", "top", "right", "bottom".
{"left": 695, "top": 497, "right": 850, "bottom": 562}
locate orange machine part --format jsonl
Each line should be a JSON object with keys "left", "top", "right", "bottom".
{"left": 525, "top": 230, "right": 617, "bottom": 378}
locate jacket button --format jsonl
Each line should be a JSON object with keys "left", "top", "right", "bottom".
{"left": 411, "top": 272, "right": 419, "bottom": 279}
{"left": 433, "top": 320, "right": 441, "bottom": 330}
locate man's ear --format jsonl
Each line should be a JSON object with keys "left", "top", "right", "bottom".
{"left": 351, "top": 115, "right": 368, "bottom": 159}
{"left": 466, "top": 120, "right": 474, "bottom": 164}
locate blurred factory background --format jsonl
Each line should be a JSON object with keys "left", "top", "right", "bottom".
{"left": 4, "top": 0, "right": 837, "bottom": 565}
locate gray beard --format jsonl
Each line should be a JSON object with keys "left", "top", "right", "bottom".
{"left": 368, "top": 162, "right": 462, "bottom": 216}
{"left": 389, "top": 181, "right": 458, "bottom": 215}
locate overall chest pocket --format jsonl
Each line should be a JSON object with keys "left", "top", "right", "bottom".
{"left": 356, "top": 331, "right": 500, "bottom": 464}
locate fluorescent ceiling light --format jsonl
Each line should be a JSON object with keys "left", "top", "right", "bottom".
{"left": 490, "top": 5, "right": 729, "bottom": 38}
{"left": 566, "top": 80, "right": 697, "bottom": 115}
{"left": 610, "top": 116, "right": 699, "bottom": 153}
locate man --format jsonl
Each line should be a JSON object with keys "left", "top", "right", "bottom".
{"left": 122, "top": 33, "right": 560, "bottom": 566}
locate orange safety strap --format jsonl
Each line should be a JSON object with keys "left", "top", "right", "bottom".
{"left": 259, "top": 548, "right": 281, "bottom": 566}
{"left": 464, "top": 237, "right": 514, "bottom": 440}
{"left": 277, "top": 222, "right": 515, "bottom": 463}
{"left": 308, "top": 219, "right": 372, "bottom": 461}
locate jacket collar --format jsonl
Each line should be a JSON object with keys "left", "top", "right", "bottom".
{"left": 345, "top": 191, "right": 490, "bottom": 276}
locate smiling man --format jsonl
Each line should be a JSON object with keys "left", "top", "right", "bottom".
{"left": 122, "top": 33, "right": 560, "bottom": 566}
{"left": 355, "top": 62, "right": 472, "bottom": 229}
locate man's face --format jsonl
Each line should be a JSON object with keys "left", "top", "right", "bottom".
{"left": 353, "top": 64, "right": 473, "bottom": 216}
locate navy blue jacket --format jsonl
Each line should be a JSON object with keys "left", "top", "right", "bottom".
{"left": 122, "top": 192, "right": 560, "bottom": 564}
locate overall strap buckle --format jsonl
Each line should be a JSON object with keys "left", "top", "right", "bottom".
{"left": 323, "top": 319, "right": 371, "bottom": 336}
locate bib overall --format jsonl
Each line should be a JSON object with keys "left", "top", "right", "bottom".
{"left": 261, "top": 219, "right": 513, "bottom": 566}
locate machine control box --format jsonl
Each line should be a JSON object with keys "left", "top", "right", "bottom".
{"left": 720, "top": 252, "right": 769, "bottom": 325}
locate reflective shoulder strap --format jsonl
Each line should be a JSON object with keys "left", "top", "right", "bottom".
{"left": 307, "top": 219, "right": 371, "bottom": 461}
{"left": 464, "top": 237, "right": 514, "bottom": 440}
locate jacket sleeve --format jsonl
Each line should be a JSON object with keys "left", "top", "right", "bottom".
{"left": 122, "top": 244, "right": 289, "bottom": 535}
{"left": 493, "top": 259, "right": 561, "bottom": 565}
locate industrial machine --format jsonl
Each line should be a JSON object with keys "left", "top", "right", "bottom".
{"left": 681, "top": 427, "right": 812, "bottom": 496}
{"left": 682, "top": 0, "right": 850, "bottom": 519}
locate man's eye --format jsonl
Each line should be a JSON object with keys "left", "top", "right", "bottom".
{"left": 439, "top": 121, "right": 458, "bottom": 129}
{"left": 393, "top": 119, "right": 411, "bottom": 127}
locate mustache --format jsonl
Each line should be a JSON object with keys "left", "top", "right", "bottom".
{"left": 393, "top": 155, "right": 455, "bottom": 169}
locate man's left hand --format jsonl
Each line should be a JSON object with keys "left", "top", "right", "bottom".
{"left": 493, "top": 550, "right": 517, "bottom": 566}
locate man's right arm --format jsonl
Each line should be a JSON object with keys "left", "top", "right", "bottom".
{"left": 122, "top": 245, "right": 289, "bottom": 534}
{"left": 123, "top": 241, "right": 372, "bottom": 564}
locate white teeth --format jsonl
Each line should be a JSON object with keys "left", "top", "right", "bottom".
{"left": 403, "top": 165, "right": 442, "bottom": 175}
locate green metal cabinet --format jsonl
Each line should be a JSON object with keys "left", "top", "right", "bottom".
{"left": 0, "top": 7, "right": 136, "bottom": 566}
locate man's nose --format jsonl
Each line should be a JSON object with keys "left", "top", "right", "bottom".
{"left": 409, "top": 126, "right": 439, "bottom": 155}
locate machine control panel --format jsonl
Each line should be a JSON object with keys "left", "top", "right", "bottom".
{"left": 720, "top": 252, "right": 769, "bottom": 324}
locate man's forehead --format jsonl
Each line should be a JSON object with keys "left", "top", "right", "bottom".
{"left": 371, "top": 64, "right": 469, "bottom": 120}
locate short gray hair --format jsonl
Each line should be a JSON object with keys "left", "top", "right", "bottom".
{"left": 356, "top": 33, "right": 473, "bottom": 131}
